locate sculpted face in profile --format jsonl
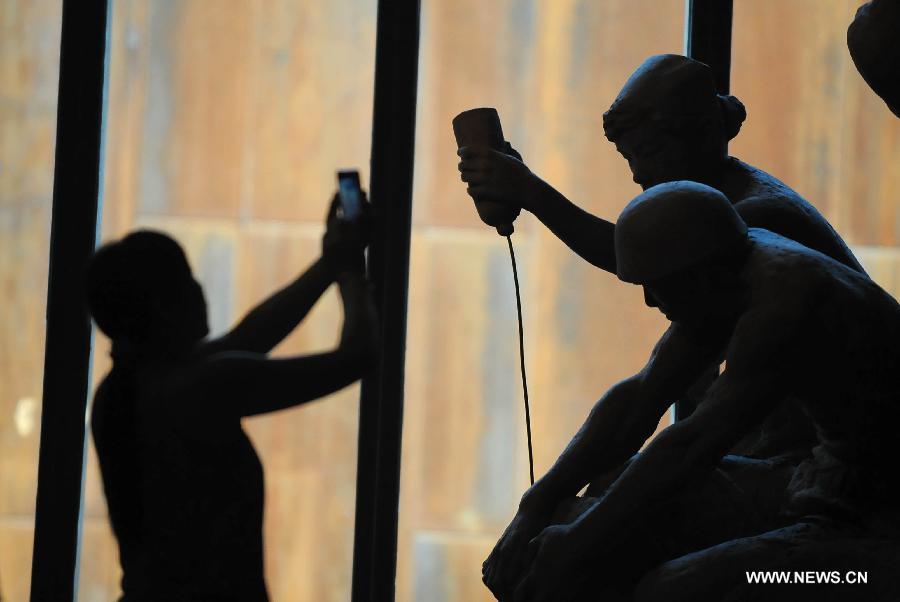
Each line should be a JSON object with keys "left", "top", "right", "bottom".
{"left": 615, "top": 182, "right": 749, "bottom": 328}
{"left": 602, "top": 54, "right": 746, "bottom": 190}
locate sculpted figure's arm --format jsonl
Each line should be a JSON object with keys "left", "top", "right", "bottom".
{"left": 203, "top": 194, "right": 370, "bottom": 355}
{"left": 482, "top": 324, "right": 716, "bottom": 600}
{"left": 458, "top": 146, "right": 617, "bottom": 273}
{"left": 514, "top": 308, "right": 796, "bottom": 602}
{"left": 530, "top": 324, "right": 718, "bottom": 504}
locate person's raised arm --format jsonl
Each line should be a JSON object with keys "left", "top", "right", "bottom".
{"left": 202, "top": 194, "right": 371, "bottom": 355}
{"left": 188, "top": 197, "right": 378, "bottom": 418}
{"left": 189, "top": 270, "right": 377, "bottom": 418}
{"left": 458, "top": 145, "right": 617, "bottom": 273}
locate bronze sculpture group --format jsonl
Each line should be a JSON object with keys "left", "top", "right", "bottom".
{"left": 459, "top": 5, "right": 900, "bottom": 600}
{"left": 84, "top": 1, "right": 899, "bottom": 600}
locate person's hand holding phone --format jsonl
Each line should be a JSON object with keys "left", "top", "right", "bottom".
{"left": 322, "top": 190, "right": 371, "bottom": 275}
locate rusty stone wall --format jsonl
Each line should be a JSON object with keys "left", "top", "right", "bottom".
{"left": 3, "top": 1, "right": 899, "bottom": 601}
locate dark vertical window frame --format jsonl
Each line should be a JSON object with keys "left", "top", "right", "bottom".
{"left": 674, "top": 0, "right": 733, "bottom": 422}
{"left": 29, "top": 0, "right": 112, "bottom": 600}
{"left": 350, "top": 0, "right": 421, "bottom": 600}
{"left": 686, "top": 0, "right": 734, "bottom": 95}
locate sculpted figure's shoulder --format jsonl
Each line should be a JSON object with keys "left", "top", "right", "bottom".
{"left": 740, "top": 231, "right": 828, "bottom": 321}
{"left": 722, "top": 158, "right": 798, "bottom": 203}
{"left": 721, "top": 158, "right": 866, "bottom": 276}
{"left": 742, "top": 229, "right": 892, "bottom": 351}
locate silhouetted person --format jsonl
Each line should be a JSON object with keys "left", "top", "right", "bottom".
{"left": 458, "top": 54, "right": 868, "bottom": 461}
{"left": 86, "top": 197, "right": 377, "bottom": 601}
{"left": 848, "top": 0, "right": 900, "bottom": 117}
{"left": 487, "top": 182, "right": 900, "bottom": 602}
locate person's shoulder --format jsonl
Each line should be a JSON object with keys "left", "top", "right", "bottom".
{"left": 90, "top": 370, "right": 131, "bottom": 448}
{"left": 94, "top": 371, "right": 114, "bottom": 399}
{"left": 91, "top": 372, "right": 119, "bottom": 420}
{"left": 164, "top": 351, "right": 266, "bottom": 426}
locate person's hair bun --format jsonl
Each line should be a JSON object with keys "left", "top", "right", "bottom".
{"left": 717, "top": 94, "right": 747, "bottom": 140}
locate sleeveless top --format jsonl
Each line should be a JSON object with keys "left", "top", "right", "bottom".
{"left": 92, "top": 362, "right": 269, "bottom": 601}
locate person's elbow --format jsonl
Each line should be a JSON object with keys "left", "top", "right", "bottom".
{"left": 338, "top": 321, "right": 379, "bottom": 378}
{"left": 342, "top": 340, "right": 378, "bottom": 377}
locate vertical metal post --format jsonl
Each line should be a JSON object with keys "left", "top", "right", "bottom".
{"left": 675, "top": 0, "right": 733, "bottom": 422}
{"left": 686, "top": 0, "right": 734, "bottom": 95}
{"left": 30, "top": 0, "right": 110, "bottom": 599}
{"left": 350, "top": 0, "right": 420, "bottom": 600}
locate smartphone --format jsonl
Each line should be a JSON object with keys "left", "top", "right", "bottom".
{"left": 337, "top": 170, "right": 362, "bottom": 221}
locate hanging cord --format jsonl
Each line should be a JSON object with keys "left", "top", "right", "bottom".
{"left": 506, "top": 235, "right": 535, "bottom": 485}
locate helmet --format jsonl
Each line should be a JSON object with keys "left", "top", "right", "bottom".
{"left": 615, "top": 181, "right": 748, "bottom": 284}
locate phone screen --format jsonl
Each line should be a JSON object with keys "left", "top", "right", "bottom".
{"left": 337, "top": 170, "right": 362, "bottom": 221}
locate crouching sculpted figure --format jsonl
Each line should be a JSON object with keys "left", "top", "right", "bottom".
{"left": 485, "top": 182, "right": 900, "bottom": 602}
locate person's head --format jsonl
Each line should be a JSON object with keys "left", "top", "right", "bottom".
{"left": 615, "top": 181, "right": 751, "bottom": 325}
{"left": 85, "top": 230, "right": 209, "bottom": 357}
{"left": 603, "top": 54, "right": 746, "bottom": 189}
{"left": 848, "top": 0, "right": 900, "bottom": 118}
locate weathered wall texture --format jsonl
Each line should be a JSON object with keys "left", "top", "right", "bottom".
{"left": 0, "top": 1, "right": 60, "bottom": 600}
{"left": 2, "top": 1, "right": 898, "bottom": 602}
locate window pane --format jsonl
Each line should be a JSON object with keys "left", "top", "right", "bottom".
{"left": 79, "top": 2, "right": 376, "bottom": 600}
{"left": 0, "top": 2, "right": 62, "bottom": 600}
{"left": 400, "top": 2, "right": 684, "bottom": 599}
{"left": 731, "top": 0, "right": 900, "bottom": 298}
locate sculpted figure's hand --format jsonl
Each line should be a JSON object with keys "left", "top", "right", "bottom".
{"left": 512, "top": 524, "right": 583, "bottom": 602}
{"left": 483, "top": 493, "right": 556, "bottom": 600}
{"left": 457, "top": 143, "right": 537, "bottom": 212}
{"left": 322, "top": 192, "right": 372, "bottom": 273}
